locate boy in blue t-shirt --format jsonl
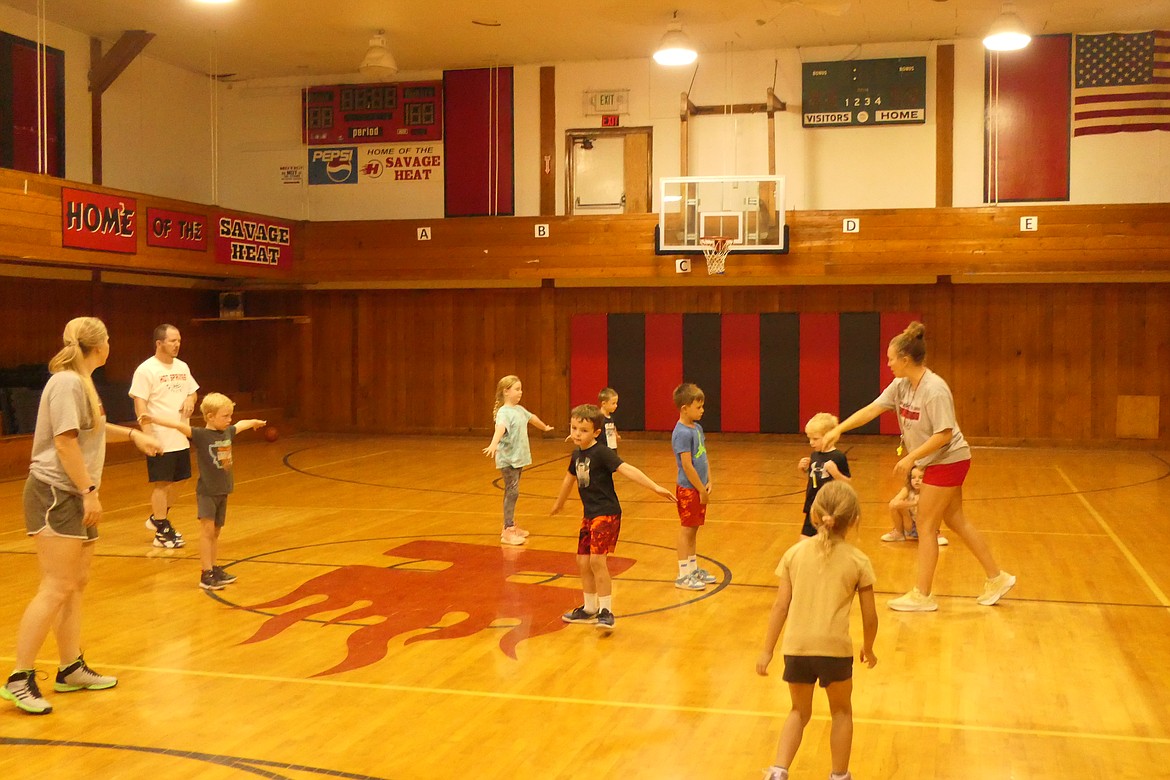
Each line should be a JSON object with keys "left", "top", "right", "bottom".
{"left": 671, "top": 383, "right": 714, "bottom": 591}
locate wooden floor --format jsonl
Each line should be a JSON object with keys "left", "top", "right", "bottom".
{"left": 1, "top": 434, "right": 1168, "bottom": 779}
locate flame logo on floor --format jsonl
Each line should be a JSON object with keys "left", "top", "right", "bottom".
{"left": 240, "top": 540, "right": 636, "bottom": 676}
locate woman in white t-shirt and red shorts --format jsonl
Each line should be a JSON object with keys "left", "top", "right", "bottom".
{"left": 821, "top": 322, "right": 1016, "bottom": 612}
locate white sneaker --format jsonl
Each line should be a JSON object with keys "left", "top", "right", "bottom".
{"left": 500, "top": 528, "right": 526, "bottom": 546}
{"left": 977, "top": 571, "right": 1016, "bottom": 606}
{"left": 763, "top": 767, "right": 788, "bottom": 780}
{"left": 880, "top": 530, "right": 907, "bottom": 542}
{"left": 937, "top": 534, "right": 949, "bottom": 546}
{"left": 889, "top": 587, "right": 938, "bottom": 612}
{"left": 674, "top": 571, "right": 705, "bottom": 591}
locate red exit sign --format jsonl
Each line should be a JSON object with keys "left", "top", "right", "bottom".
{"left": 600, "top": 114, "right": 620, "bottom": 127}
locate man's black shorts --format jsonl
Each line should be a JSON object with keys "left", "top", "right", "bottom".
{"left": 146, "top": 449, "right": 192, "bottom": 483}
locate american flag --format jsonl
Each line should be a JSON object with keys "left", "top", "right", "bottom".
{"left": 1073, "top": 30, "right": 1170, "bottom": 137}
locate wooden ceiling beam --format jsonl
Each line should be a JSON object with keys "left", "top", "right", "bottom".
{"left": 89, "top": 30, "right": 155, "bottom": 94}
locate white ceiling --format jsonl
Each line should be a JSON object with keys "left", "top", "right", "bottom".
{"left": 5, "top": 0, "right": 1170, "bottom": 81}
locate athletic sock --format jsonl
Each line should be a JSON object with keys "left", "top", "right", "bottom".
{"left": 677, "top": 560, "right": 689, "bottom": 578}
{"left": 598, "top": 595, "right": 612, "bottom": 612}
{"left": 583, "top": 593, "right": 599, "bottom": 612}
{"left": 688, "top": 555, "right": 698, "bottom": 572}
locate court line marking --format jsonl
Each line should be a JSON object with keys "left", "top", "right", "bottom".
{"left": 3, "top": 657, "right": 1165, "bottom": 747}
{"left": 1055, "top": 466, "right": 1170, "bottom": 607}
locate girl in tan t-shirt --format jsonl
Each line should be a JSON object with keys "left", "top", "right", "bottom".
{"left": 756, "top": 482, "right": 879, "bottom": 780}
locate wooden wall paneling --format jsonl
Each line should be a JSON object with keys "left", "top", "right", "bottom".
{"left": 354, "top": 294, "right": 376, "bottom": 429}
{"left": 1023, "top": 286, "right": 1046, "bottom": 439}
{"left": 1093, "top": 285, "right": 1120, "bottom": 440}
{"left": 1150, "top": 285, "right": 1170, "bottom": 440}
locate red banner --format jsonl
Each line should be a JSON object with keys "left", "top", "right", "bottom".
{"left": 146, "top": 208, "right": 208, "bottom": 251}
{"left": 61, "top": 188, "right": 137, "bottom": 253}
{"left": 214, "top": 214, "right": 293, "bottom": 269}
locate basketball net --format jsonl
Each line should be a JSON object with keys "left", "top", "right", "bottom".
{"left": 699, "top": 236, "right": 732, "bottom": 275}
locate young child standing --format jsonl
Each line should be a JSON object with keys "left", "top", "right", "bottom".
{"left": 142, "top": 393, "right": 265, "bottom": 590}
{"left": 598, "top": 387, "right": 620, "bottom": 451}
{"left": 756, "top": 481, "right": 879, "bottom": 780}
{"left": 884, "top": 466, "right": 949, "bottom": 546}
{"left": 551, "top": 404, "right": 675, "bottom": 630}
{"left": 483, "top": 375, "right": 553, "bottom": 546}
{"left": 671, "top": 383, "right": 714, "bottom": 590}
{"left": 798, "top": 413, "right": 852, "bottom": 537}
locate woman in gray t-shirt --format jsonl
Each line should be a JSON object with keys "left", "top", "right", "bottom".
{"left": 2, "top": 318, "right": 161, "bottom": 716}
{"left": 821, "top": 322, "right": 1016, "bottom": 614}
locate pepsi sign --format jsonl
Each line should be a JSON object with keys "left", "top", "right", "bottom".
{"left": 307, "top": 146, "right": 359, "bottom": 185}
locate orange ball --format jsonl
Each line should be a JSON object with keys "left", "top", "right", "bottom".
{"left": 263, "top": 426, "right": 279, "bottom": 442}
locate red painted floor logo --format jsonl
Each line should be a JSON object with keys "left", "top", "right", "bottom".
{"left": 241, "top": 540, "right": 636, "bottom": 676}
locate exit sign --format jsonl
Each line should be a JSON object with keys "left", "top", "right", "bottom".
{"left": 601, "top": 115, "right": 619, "bottom": 127}
{"left": 584, "top": 89, "right": 629, "bottom": 115}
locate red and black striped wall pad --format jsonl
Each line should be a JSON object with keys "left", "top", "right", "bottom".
{"left": 570, "top": 312, "right": 919, "bottom": 435}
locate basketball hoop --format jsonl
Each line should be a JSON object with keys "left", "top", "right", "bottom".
{"left": 699, "top": 236, "right": 732, "bottom": 275}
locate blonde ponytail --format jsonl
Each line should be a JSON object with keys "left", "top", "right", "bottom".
{"left": 491, "top": 375, "right": 520, "bottom": 423}
{"left": 809, "top": 481, "right": 862, "bottom": 558}
{"left": 49, "top": 317, "right": 107, "bottom": 425}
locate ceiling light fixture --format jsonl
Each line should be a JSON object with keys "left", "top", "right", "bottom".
{"left": 653, "top": 12, "right": 697, "bottom": 66}
{"left": 983, "top": 3, "right": 1031, "bottom": 51}
{"left": 359, "top": 30, "right": 398, "bottom": 80}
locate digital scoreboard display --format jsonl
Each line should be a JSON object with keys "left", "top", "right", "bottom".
{"left": 802, "top": 57, "right": 926, "bottom": 128}
{"left": 302, "top": 80, "right": 443, "bottom": 144}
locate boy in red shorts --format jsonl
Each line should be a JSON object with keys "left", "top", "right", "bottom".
{"left": 551, "top": 404, "right": 675, "bottom": 630}
{"left": 672, "top": 383, "right": 714, "bottom": 590}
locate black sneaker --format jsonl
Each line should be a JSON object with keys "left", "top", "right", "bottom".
{"left": 212, "top": 566, "right": 237, "bottom": 584}
{"left": 199, "top": 570, "right": 224, "bottom": 590}
{"left": 55, "top": 654, "right": 117, "bottom": 692}
{"left": 1, "top": 670, "right": 52, "bottom": 715}
{"left": 561, "top": 605, "right": 598, "bottom": 624}
{"left": 147, "top": 516, "right": 185, "bottom": 545}
{"left": 595, "top": 608, "right": 615, "bottom": 631}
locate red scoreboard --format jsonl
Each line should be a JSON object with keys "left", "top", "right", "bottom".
{"left": 302, "top": 80, "right": 443, "bottom": 144}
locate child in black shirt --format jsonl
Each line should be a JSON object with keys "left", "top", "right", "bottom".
{"left": 551, "top": 404, "right": 674, "bottom": 630}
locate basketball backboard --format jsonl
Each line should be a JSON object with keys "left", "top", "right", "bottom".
{"left": 656, "top": 175, "right": 788, "bottom": 255}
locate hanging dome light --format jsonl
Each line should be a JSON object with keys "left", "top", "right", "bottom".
{"left": 653, "top": 16, "right": 697, "bottom": 66}
{"left": 360, "top": 31, "right": 398, "bottom": 80}
{"left": 983, "top": 5, "right": 1031, "bottom": 51}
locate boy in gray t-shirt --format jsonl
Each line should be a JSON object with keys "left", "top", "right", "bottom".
{"left": 141, "top": 392, "right": 266, "bottom": 591}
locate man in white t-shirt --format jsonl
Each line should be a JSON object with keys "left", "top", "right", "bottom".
{"left": 129, "top": 324, "right": 199, "bottom": 548}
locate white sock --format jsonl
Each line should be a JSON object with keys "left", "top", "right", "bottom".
{"left": 688, "top": 555, "right": 699, "bottom": 572}
{"left": 598, "top": 595, "right": 613, "bottom": 612}
{"left": 678, "top": 559, "right": 689, "bottom": 577}
{"left": 831, "top": 772, "right": 850, "bottom": 780}
{"left": 583, "top": 593, "right": 599, "bottom": 612}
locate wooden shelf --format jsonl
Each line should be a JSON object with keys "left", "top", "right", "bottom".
{"left": 190, "top": 316, "right": 310, "bottom": 324}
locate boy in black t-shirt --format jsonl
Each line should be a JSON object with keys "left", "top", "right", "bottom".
{"left": 798, "top": 412, "right": 852, "bottom": 537}
{"left": 551, "top": 404, "right": 675, "bottom": 630}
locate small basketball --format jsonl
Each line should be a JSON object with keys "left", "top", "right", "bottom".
{"left": 263, "top": 426, "right": 279, "bottom": 442}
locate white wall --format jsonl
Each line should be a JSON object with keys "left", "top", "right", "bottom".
{"left": 101, "top": 55, "right": 215, "bottom": 203}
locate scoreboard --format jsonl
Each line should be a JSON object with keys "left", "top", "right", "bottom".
{"left": 802, "top": 57, "right": 926, "bottom": 128}
{"left": 302, "top": 80, "right": 443, "bottom": 144}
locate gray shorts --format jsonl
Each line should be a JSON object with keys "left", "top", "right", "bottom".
{"left": 197, "top": 493, "right": 229, "bottom": 527}
{"left": 23, "top": 476, "right": 98, "bottom": 541}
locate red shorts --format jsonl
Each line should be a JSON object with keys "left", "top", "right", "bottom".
{"left": 676, "top": 486, "right": 707, "bottom": 527}
{"left": 577, "top": 514, "right": 621, "bottom": 556}
{"left": 923, "top": 459, "right": 971, "bottom": 487}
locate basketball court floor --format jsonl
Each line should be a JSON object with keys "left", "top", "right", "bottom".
{"left": 0, "top": 433, "right": 1167, "bottom": 779}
